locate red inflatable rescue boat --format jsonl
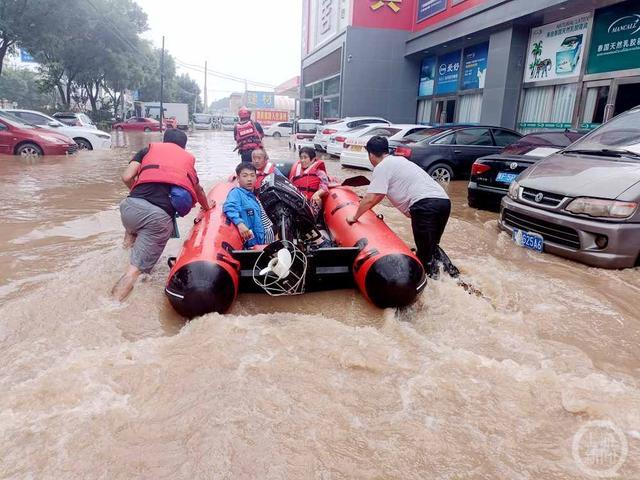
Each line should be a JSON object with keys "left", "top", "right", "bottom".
{"left": 165, "top": 175, "right": 425, "bottom": 318}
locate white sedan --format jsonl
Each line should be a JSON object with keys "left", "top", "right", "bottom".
{"left": 326, "top": 124, "right": 372, "bottom": 157}
{"left": 340, "top": 124, "right": 432, "bottom": 170}
{"left": 263, "top": 121, "right": 292, "bottom": 138}
{"left": 6, "top": 109, "right": 111, "bottom": 150}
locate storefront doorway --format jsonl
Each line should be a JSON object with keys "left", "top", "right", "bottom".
{"left": 613, "top": 80, "right": 640, "bottom": 116}
{"left": 434, "top": 97, "right": 456, "bottom": 124}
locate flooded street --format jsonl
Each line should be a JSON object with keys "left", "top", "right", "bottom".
{"left": 1, "top": 131, "right": 639, "bottom": 479}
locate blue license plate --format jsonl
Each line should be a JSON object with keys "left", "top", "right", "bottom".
{"left": 496, "top": 172, "right": 519, "bottom": 184}
{"left": 513, "top": 228, "right": 544, "bottom": 253}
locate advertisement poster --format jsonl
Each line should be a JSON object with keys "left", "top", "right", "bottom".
{"left": 435, "top": 50, "right": 461, "bottom": 95}
{"left": 587, "top": 0, "right": 640, "bottom": 74}
{"left": 462, "top": 42, "right": 489, "bottom": 90}
{"left": 20, "top": 50, "right": 35, "bottom": 63}
{"left": 523, "top": 13, "right": 591, "bottom": 83}
{"left": 418, "top": 56, "right": 436, "bottom": 96}
{"left": 247, "top": 91, "right": 275, "bottom": 109}
{"left": 417, "top": 0, "right": 447, "bottom": 23}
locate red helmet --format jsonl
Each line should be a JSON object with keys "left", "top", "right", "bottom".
{"left": 238, "top": 107, "right": 251, "bottom": 120}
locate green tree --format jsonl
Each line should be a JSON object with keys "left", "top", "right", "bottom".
{"left": 0, "top": 0, "right": 65, "bottom": 78}
{"left": 174, "top": 73, "right": 202, "bottom": 116}
{"left": 0, "top": 66, "right": 58, "bottom": 110}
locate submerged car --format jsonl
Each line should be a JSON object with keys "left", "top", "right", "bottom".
{"left": 313, "top": 116, "right": 389, "bottom": 151}
{"left": 341, "top": 124, "right": 432, "bottom": 170}
{"left": 499, "top": 107, "right": 640, "bottom": 269}
{"left": 52, "top": 112, "right": 97, "bottom": 129}
{"left": 192, "top": 113, "right": 215, "bottom": 130}
{"left": 112, "top": 117, "right": 162, "bottom": 132}
{"left": 289, "top": 119, "right": 322, "bottom": 151}
{"left": 468, "top": 131, "right": 585, "bottom": 210}
{"left": 390, "top": 125, "right": 522, "bottom": 182}
{"left": 0, "top": 111, "right": 77, "bottom": 157}
{"left": 263, "top": 121, "right": 292, "bottom": 138}
{"left": 6, "top": 109, "right": 112, "bottom": 150}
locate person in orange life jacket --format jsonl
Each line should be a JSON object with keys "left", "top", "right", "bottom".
{"left": 113, "top": 129, "right": 212, "bottom": 301}
{"left": 251, "top": 148, "right": 284, "bottom": 190}
{"left": 223, "top": 163, "right": 275, "bottom": 248}
{"left": 289, "top": 147, "right": 329, "bottom": 209}
{"left": 234, "top": 107, "right": 264, "bottom": 163}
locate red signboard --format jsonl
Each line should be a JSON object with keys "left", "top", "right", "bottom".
{"left": 352, "top": 0, "right": 416, "bottom": 30}
{"left": 254, "top": 109, "right": 289, "bottom": 125}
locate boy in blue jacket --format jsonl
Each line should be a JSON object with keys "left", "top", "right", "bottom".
{"left": 223, "top": 163, "right": 270, "bottom": 248}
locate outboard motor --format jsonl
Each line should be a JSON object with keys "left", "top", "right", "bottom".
{"left": 258, "top": 173, "right": 317, "bottom": 242}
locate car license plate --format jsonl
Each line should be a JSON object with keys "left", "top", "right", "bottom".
{"left": 513, "top": 228, "right": 544, "bottom": 253}
{"left": 496, "top": 172, "right": 519, "bottom": 184}
{"left": 350, "top": 145, "right": 363, "bottom": 152}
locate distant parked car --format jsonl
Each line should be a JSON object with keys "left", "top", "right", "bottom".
{"left": 220, "top": 116, "right": 238, "bottom": 131}
{"left": 468, "top": 130, "right": 585, "bottom": 210}
{"left": 192, "top": 113, "right": 215, "bottom": 130}
{"left": 313, "top": 117, "right": 389, "bottom": 151}
{"left": 499, "top": 106, "right": 640, "bottom": 269}
{"left": 263, "top": 121, "right": 292, "bottom": 138}
{"left": 0, "top": 111, "right": 77, "bottom": 157}
{"left": 389, "top": 125, "right": 522, "bottom": 183}
{"left": 289, "top": 118, "right": 322, "bottom": 151}
{"left": 5, "top": 109, "right": 111, "bottom": 151}
{"left": 112, "top": 117, "right": 162, "bottom": 132}
{"left": 327, "top": 124, "right": 371, "bottom": 157}
{"left": 52, "top": 112, "right": 97, "bottom": 129}
{"left": 341, "top": 124, "right": 432, "bottom": 169}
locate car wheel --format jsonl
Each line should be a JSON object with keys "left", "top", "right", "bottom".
{"left": 273, "top": 132, "right": 281, "bottom": 138}
{"left": 427, "top": 163, "right": 454, "bottom": 183}
{"left": 74, "top": 138, "right": 93, "bottom": 150}
{"left": 16, "top": 143, "right": 43, "bottom": 157}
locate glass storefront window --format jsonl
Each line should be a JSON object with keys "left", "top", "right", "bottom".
{"left": 323, "top": 96, "right": 340, "bottom": 119}
{"left": 417, "top": 99, "right": 432, "bottom": 124}
{"left": 457, "top": 93, "right": 483, "bottom": 123}
{"left": 324, "top": 76, "right": 340, "bottom": 96}
{"left": 518, "top": 84, "right": 577, "bottom": 134}
{"left": 312, "top": 82, "right": 323, "bottom": 97}
{"left": 304, "top": 86, "right": 313, "bottom": 99}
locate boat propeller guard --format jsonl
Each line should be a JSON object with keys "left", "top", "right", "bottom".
{"left": 252, "top": 240, "right": 308, "bottom": 296}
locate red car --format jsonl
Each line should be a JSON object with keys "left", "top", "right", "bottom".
{"left": 112, "top": 117, "right": 162, "bottom": 132}
{"left": 0, "top": 112, "right": 77, "bottom": 157}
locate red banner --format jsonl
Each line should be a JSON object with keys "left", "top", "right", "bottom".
{"left": 254, "top": 109, "right": 289, "bottom": 125}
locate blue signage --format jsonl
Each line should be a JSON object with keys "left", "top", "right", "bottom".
{"left": 20, "top": 50, "right": 35, "bottom": 63}
{"left": 462, "top": 42, "right": 489, "bottom": 90}
{"left": 247, "top": 91, "right": 275, "bottom": 109}
{"left": 418, "top": 57, "right": 436, "bottom": 97}
{"left": 417, "top": 0, "right": 447, "bottom": 23}
{"left": 435, "top": 50, "right": 462, "bottom": 94}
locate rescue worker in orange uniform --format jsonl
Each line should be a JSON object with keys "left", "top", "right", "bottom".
{"left": 113, "top": 129, "right": 212, "bottom": 301}
{"left": 234, "top": 107, "right": 264, "bottom": 162}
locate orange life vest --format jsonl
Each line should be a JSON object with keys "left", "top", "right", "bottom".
{"left": 255, "top": 161, "right": 275, "bottom": 190}
{"left": 234, "top": 120, "right": 262, "bottom": 152}
{"left": 289, "top": 160, "right": 326, "bottom": 200}
{"left": 132, "top": 143, "right": 198, "bottom": 204}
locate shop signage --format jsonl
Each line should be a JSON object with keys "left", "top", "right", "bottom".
{"left": 462, "top": 42, "right": 489, "bottom": 90}
{"left": 435, "top": 50, "right": 461, "bottom": 94}
{"left": 580, "top": 122, "right": 601, "bottom": 130}
{"left": 518, "top": 122, "right": 572, "bottom": 129}
{"left": 586, "top": 1, "right": 640, "bottom": 74}
{"left": 523, "top": 13, "right": 590, "bottom": 83}
{"left": 254, "top": 109, "right": 289, "bottom": 124}
{"left": 370, "top": 0, "right": 402, "bottom": 13}
{"left": 417, "top": 0, "right": 447, "bottom": 23}
{"left": 20, "top": 50, "right": 36, "bottom": 63}
{"left": 246, "top": 91, "right": 275, "bottom": 109}
{"left": 418, "top": 56, "right": 436, "bottom": 96}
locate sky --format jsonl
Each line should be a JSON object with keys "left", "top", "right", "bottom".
{"left": 134, "top": 0, "right": 303, "bottom": 102}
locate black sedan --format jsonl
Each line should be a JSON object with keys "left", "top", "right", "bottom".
{"left": 467, "top": 131, "right": 585, "bottom": 210}
{"left": 389, "top": 126, "right": 522, "bottom": 183}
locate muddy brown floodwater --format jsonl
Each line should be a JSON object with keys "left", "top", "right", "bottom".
{"left": 0, "top": 131, "right": 638, "bottom": 479}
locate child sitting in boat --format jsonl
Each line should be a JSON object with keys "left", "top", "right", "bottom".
{"left": 223, "top": 163, "right": 275, "bottom": 248}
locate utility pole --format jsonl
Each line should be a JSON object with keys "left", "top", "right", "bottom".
{"left": 204, "top": 61, "right": 208, "bottom": 114}
{"left": 159, "top": 35, "right": 165, "bottom": 133}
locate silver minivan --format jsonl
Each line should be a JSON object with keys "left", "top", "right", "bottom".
{"left": 499, "top": 106, "right": 640, "bottom": 269}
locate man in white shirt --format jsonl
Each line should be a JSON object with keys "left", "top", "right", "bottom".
{"left": 346, "top": 136, "right": 458, "bottom": 278}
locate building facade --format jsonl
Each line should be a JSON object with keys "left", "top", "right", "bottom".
{"left": 300, "top": 0, "right": 640, "bottom": 131}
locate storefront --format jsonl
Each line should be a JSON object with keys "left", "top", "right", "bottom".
{"left": 417, "top": 41, "right": 488, "bottom": 124}
{"left": 518, "top": 0, "right": 640, "bottom": 133}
